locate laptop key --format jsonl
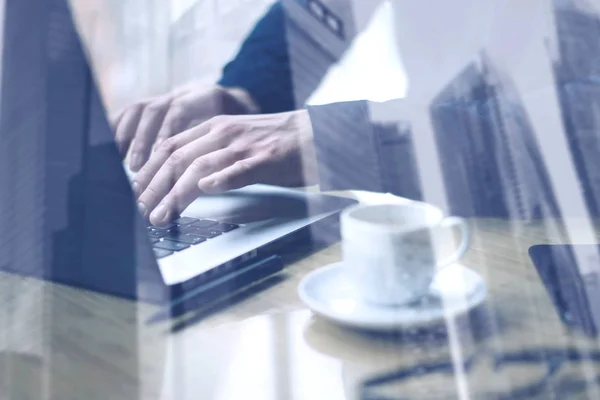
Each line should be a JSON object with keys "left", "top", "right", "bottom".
{"left": 154, "top": 240, "right": 190, "bottom": 252}
{"left": 197, "top": 229, "right": 221, "bottom": 238}
{"left": 154, "top": 248, "right": 173, "bottom": 259}
{"left": 148, "top": 228, "right": 169, "bottom": 239}
{"left": 173, "top": 217, "right": 199, "bottom": 226}
{"left": 212, "top": 223, "right": 239, "bottom": 232}
{"left": 191, "top": 220, "right": 218, "bottom": 229}
{"left": 180, "top": 226, "right": 222, "bottom": 238}
{"left": 153, "top": 222, "right": 177, "bottom": 230}
{"left": 165, "top": 233, "right": 206, "bottom": 245}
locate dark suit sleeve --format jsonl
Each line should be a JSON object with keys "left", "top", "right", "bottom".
{"left": 307, "top": 101, "right": 424, "bottom": 200}
{"left": 218, "top": 2, "right": 295, "bottom": 114}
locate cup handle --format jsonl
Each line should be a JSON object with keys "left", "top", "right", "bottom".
{"left": 436, "top": 216, "right": 470, "bottom": 269}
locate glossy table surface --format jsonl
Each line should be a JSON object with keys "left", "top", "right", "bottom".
{"left": 2, "top": 208, "right": 600, "bottom": 400}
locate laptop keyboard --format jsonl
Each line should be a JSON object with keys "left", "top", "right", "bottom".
{"left": 148, "top": 217, "right": 239, "bottom": 259}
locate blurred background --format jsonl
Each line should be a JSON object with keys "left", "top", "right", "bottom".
{"left": 69, "top": 0, "right": 274, "bottom": 115}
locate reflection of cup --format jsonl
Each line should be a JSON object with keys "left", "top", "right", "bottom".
{"left": 341, "top": 202, "right": 470, "bottom": 306}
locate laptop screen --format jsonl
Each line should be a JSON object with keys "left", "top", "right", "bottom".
{"left": 0, "top": 0, "right": 166, "bottom": 302}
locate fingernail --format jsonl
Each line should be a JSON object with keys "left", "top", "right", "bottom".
{"left": 132, "top": 182, "right": 140, "bottom": 197}
{"left": 130, "top": 152, "right": 142, "bottom": 171}
{"left": 151, "top": 204, "right": 169, "bottom": 225}
{"left": 137, "top": 201, "right": 147, "bottom": 217}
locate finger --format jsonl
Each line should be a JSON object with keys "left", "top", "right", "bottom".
{"left": 114, "top": 103, "right": 143, "bottom": 156}
{"left": 128, "top": 95, "right": 171, "bottom": 172}
{"left": 154, "top": 101, "right": 191, "bottom": 149}
{"left": 148, "top": 149, "right": 238, "bottom": 226}
{"left": 111, "top": 108, "right": 125, "bottom": 128}
{"left": 198, "top": 155, "right": 264, "bottom": 194}
{"left": 132, "top": 119, "right": 219, "bottom": 197}
{"left": 136, "top": 130, "right": 228, "bottom": 217}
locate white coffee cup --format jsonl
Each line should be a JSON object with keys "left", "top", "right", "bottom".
{"left": 340, "top": 201, "right": 470, "bottom": 306}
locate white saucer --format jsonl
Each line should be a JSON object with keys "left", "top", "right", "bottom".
{"left": 298, "top": 262, "right": 487, "bottom": 331}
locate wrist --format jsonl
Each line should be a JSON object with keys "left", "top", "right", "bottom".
{"left": 295, "top": 109, "right": 314, "bottom": 144}
{"left": 294, "top": 109, "right": 319, "bottom": 186}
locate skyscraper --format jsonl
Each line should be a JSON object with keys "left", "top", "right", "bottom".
{"left": 429, "top": 53, "right": 561, "bottom": 220}
{"left": 551, "top": 0, "right": 600, "bottom": 217}
{"left": 0, "top": 0, "right": 169, "bottom": 397}
{"left": 374, "top": 120, "right": 423, "bottom": 202}
{"left": 283, "top": 0, "right": 355, "bottom": 107}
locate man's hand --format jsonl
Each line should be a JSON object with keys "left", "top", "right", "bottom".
{"left": 133, "top": 110, "right": 318, "bottom": 226}
{"left": 113, "top": 84, "right": 258, "bottom": 172}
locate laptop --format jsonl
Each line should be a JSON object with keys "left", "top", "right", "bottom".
{"left": 0, "top": 0, "right": 356, "bottom": 305}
